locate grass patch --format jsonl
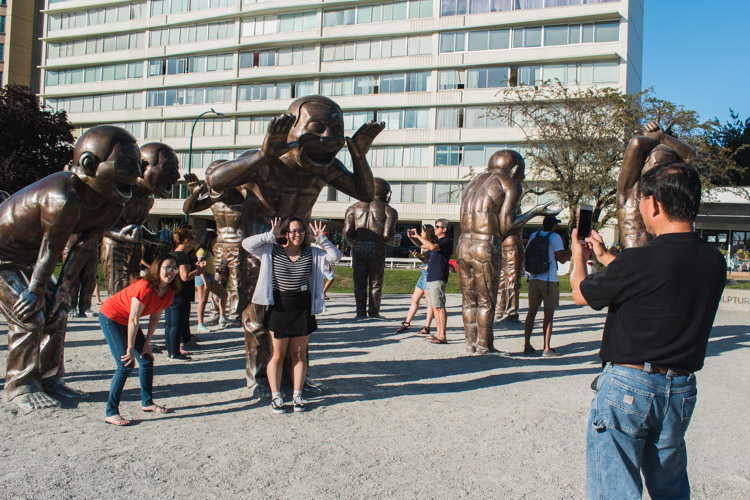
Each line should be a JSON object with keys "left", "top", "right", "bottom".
{"left": 329, "top": 265, "right": 572, "bottom": 295}
{"left": 726, "top": 280, "right": 750, "bottom": 289}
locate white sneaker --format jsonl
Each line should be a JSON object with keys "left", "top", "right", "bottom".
{"left": 292, "top": 396, "right": 307, "bottom": 413}
{"left": 271, "top": 397, "right": 285, "bottom": 415}
{"left": 196, "top": 324, "right": 211, "bottom": 333}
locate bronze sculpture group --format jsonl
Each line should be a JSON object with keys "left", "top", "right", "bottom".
{"left": 0, "top": 91, "right": 690, "bottom": 408}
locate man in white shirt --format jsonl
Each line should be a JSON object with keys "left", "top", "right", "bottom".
{"left": 523, "top": 215, "right": 571, "bottom": 357}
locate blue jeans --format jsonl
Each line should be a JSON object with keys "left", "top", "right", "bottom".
{"left": 164, "top": 295, "right": 190, "bottom": 356}
{"left": 99, "top": 314, "right": 154, "bottom": 417}
{"left": 586, "top": 363, "right": 697, "bottom": 500}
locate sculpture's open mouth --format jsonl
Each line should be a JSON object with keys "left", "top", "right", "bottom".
{"left": 115, "top": 182, "right": 133, "bottom": 199}
{"left": 305, "top": 147, "right": 337, "bottom": 166}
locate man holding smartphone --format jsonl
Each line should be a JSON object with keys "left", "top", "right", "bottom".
{"left": 570, "top": 162, "right": 725, "bottom": 499}
{"left": 411, "top": 219, "right": 452, "bottom": 344}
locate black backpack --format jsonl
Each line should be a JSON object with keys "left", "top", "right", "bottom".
{"left": 525, "top": 231, "right": 551, "bottom": 275}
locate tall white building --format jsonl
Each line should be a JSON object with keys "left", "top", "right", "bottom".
{"left": 39, "top": 0, "right": 643, "bottom": 239}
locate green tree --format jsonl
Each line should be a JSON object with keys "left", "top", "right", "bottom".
{"left": 494, "top": 81, "right": 740, "bottom": 230}
{"left": 0, "top": 85, "right": 74, "bottom": 194}
{"left": 711, "top": 109, "right": 750, "bottom": 185}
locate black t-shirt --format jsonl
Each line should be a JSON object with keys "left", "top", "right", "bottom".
{"left": 171, "top": 250, "right": 196, "bottom": 301}
{"left": 427, "top": 236, "right": 453, "bottom": 282}
{"left": 580, "top": 232, "right": 726, "bottom": 372}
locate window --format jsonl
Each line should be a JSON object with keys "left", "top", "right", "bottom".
{"left": 439, "top": 32, "right": 466, "bottom": 53}
{"left": 467, "top": 67, "right": 509, "bottom": 88}
{"left": 438, "top": 70, "right": 463, "bottom": 90}
{"left": 513, "top": 26, "right": 542, "bottom": 47}
{"left": 436, "top": 145, "right": 461, "bottom": 166}
{"left": 343, "top": 111, "right": 375, "bottom": 131}
{"left": 0, "top": 16, "right": 5, "bottom": 34}
{"left": 595, "top": 21, "right": 619, "bottom": 42}
{"left": 436, "top": 108, "right": 460, "bottom": 129}
{"left": 434, "top": 182, "right": 464, "bottom": 203}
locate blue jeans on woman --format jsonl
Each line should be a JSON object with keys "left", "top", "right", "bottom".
{"left": 99, "top": 314, "right": 154, "bottom": 417}
{"left": 164, "top": 295, "right": 190, "bottom": 357}
{"left": 586, "top": 362, "right": 697, "bottom": 500}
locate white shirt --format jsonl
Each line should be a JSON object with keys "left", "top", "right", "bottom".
{"left": 526, "top": 231, "right": 564, "bottom": 282}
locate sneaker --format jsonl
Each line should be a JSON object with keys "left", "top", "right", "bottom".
{"left": 293, "top": 396, "right": 306, "bottom": 413}
{"left": 542, "top": 348, "right": 561, "bottom": 357}
{"left": 219, "top": 316, "right": 229, "bottom": 327}
{"left": 523, "top": 345, "right": 536, "bottom": 354}
{"left": 196, "top": 324, "right": 211, "bottom": 333}
{"left": 271, "top": 397, "right": 285, "bottom": 414}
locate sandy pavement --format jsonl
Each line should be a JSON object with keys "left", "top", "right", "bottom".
{"left": 1, "top": 293, "right": 749, "bottom": 499}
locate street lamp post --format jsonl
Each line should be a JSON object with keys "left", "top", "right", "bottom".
{"left": 184, "top": 108, "right": 225, "bottom": 221}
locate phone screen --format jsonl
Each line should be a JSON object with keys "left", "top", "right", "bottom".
{"left": 577, "top": 205, "right": 593, "bottom": 239}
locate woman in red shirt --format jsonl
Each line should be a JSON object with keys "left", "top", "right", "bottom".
{"left": 98, "top": 254, "right": 180, "bottom": 426}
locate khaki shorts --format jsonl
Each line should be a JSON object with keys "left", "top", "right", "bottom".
{"left": 528, "top": 279, "right": 559, "bottom": 309}
{"left": 425, "top": 280, "right": 447, "bottom": 308}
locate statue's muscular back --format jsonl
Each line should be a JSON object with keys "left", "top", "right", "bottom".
{"left": 460, "top": 171, "right": 514, "bottom": 237}
{"left": 0, "top": 172, "right": 120, "bottom": 265}
{"left": 348, "top": 200, "right": 393, "bottom": 243}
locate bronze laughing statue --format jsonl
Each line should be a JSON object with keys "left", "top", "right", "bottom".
{"left": 617, "top": 119, "right": 696, "bottom": 248}
{"left": 101, "top": 142, "right": 180, "bottom": 295}
{"left": 457, "top": 150, "right": 558, "bottom": 354}
{"left": 344, "top": 178, "right": 399, "bottom": 320}
{"left": 183, "top": 162, "right": 267, "bottom": 321}
{"left": 0, "top": 125, "right": 140, "bottom": 409}
{"left": 206, "top": 95, "right": 384, "bottom": 393}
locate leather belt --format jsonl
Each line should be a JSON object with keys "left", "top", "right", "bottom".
{"left": 614, "top": 363, "right": 691, "bottom": 376}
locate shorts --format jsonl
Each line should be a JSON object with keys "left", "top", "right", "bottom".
{"left": 528, "top": 279, "right": 559, "bottom": 309}
{"left": 324, "top": 267, "right": 335, "bottom": 280}
{"left": 425, "top": 280, "right": 446, "bottom": 308}
{"left": 415, "top": 267, "right": 428, "bottom": 290}
{"left": 195, "top": 274, "right": 215, "bottom": 287}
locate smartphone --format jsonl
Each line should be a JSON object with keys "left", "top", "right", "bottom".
{"left": 577, "top": 205, "right": 594, "bottom": 240}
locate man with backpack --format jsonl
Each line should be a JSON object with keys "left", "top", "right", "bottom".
{"left": 523, "top": 215, "right": 571, "bottom": 356}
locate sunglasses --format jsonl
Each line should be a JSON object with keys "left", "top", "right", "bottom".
{"left": 162, "top": 266, "right": 178, "bottom": 273}
{"left": 288, "top": 229, "right": 305, "bottom": 235}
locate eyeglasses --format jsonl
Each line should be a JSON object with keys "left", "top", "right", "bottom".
{"left": 435, "top": 225, "right": 446, "bottom": 229}
{"left": 162, "top": 266, "right": 178, "bottom": 273}
{"left": 636, "top": 195, "right": 650, "bottom": 207}
{"left": 288, "top": 229, "right": 305, "bottom": 235}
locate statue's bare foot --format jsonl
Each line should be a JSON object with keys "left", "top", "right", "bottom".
{"left": 11, "top": 391, "right": 61, "bottom": 410}
{"left": 46, "top": 380, "right": 88, "bottom": 399}
{"left": 304, "top": 377, "right": 325, "bottom": 394}
{"left": 251, "top": 381, "right": 272, "bottom": 399}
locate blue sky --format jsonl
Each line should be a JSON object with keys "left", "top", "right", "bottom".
{"left": 642, "top": 0, "right": 749, "bottom": 125}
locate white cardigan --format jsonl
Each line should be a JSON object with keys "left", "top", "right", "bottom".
{"left": 241, "top": 231, "right": 343, "bottom": 315}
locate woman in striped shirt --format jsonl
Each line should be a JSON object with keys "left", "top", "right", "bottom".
{"left": 242, "top": 217, "right": 342, "bottom": 414}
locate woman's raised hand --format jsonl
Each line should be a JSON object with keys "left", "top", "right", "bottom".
{"left": 309, "top": 220, "right": 326, "bottom": 240}
{"left": 270, "top": 217, "right": 282, "bottom": 239}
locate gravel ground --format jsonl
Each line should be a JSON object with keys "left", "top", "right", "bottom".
{"left": 1, "top": 294, "right": 748, "bottom": 499}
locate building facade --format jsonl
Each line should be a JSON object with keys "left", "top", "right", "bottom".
{"left": 2, "top": 0, "right": 44, "bottom": 90}
{"left": 39, "top": 0, "right": 643, "bottom": 243}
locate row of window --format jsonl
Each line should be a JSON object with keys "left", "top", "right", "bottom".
{"left": 148, "top": 54, "right": 234, "bottom": 77}
{"left": 237, "top": 81, "right": 315, "bottom": 102}
{"left": 146, "top": 86, "right": 233, "bottom": 107}
{"left": 439, "top": 21, "right": 618, "bottom": 53}
{"left": 322, "top": 182, "right": 464, "bottom": 204}
{"left": 48, "top": 3, "right": 146, "bottom": 31}
{"left": 46, "top": 92, "right": 143, "bottom": 114}
{"left": 323, "top": 0, "right": 433, "bottom": 27}
{"left": 241, "top": 11, "right": 316, "bottom": 37}
{"left": 320, "top": 72, "right": 431, "bottom": 97}
{"left": 48, "top": 33, "right": 146, "bottom": 59}
{"left": 46, "top": 63, "right": 143, "bottom": 86}
{"left": 436, "top": 107, "right": 509, "bottom": 129}
{"left": 151, "top": 0, "right": 235, "bottom": 16}
{"left": 440, "top": 0, "right": 618, "bottom": 16}
{"left": 238, "top": 46, "right": 315, "bottom": 68}
{"left": 322, "top": 35, "right": 432, "bottom": 62}
{"left": 146, "top": 118, "right": 234, "bottom": 139}
{"left": 149, "top": 21, "right": 235, "bottom": 47}
{"left": 439, "top": 61, "right": 619, "bottom": 89}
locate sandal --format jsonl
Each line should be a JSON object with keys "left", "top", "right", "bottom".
{"left": 105, "top": 414, "right": 131, "bottom": 426}
{"left": 141, "top": 403, "right": 169, "bottom": 414}
{"left": 396, "top": 321, "right": 410, "bottom": 333}
{"left": 418, "top": 326, "right": 431, "bottom": 335}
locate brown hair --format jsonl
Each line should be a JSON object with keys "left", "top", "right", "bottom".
{"left": 141, "top": 254, "right": 181, "bottom": 294}
{"left": 173, "top": 227, "right": 195, "bottom": 246}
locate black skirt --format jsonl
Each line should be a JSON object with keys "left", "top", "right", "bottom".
{"left": 264, "top": 289, "right": 317, "bottom": 339}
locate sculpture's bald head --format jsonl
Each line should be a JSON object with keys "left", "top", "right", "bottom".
{"left": 72, "top": 125, "right": 141, "bottom": 204}
{"left": 488, "top": 149, "right": 525, "bottom": 181}
{"left": 374, "top": 178, "right": 391, "bottom": 203}
{"left": 286, "top": 95, "right": 346, "bottom": 173}
{"left": 139, "top": 142, "right": 180, "bottom": 198}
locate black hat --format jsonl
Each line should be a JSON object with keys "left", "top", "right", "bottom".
{"left": 542, "top": 215, "right": 561, "bottom": 230}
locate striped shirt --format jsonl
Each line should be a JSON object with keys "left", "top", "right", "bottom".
{"left": 271, "top": 245, "right": 313, "bottom": 291}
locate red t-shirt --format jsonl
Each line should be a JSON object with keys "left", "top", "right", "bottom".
{"left": 100, "top": 279, "right": 175, "bottom": 326}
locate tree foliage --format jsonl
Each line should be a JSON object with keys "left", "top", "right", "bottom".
{"left": 0, "top": 85, "right": 74, "bottom": 194}
{"left": 494, "top": 81, "right": 742, "bottom": 230}
{"left": 710, "top": 109, "right": 750, "bottom": 185}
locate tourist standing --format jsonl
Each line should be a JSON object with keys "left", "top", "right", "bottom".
{"left": 396, "top": 224, "right": 436, "bottom": 335}
{"left": 242, "top": 217, "right": 342, "bottom": 414}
